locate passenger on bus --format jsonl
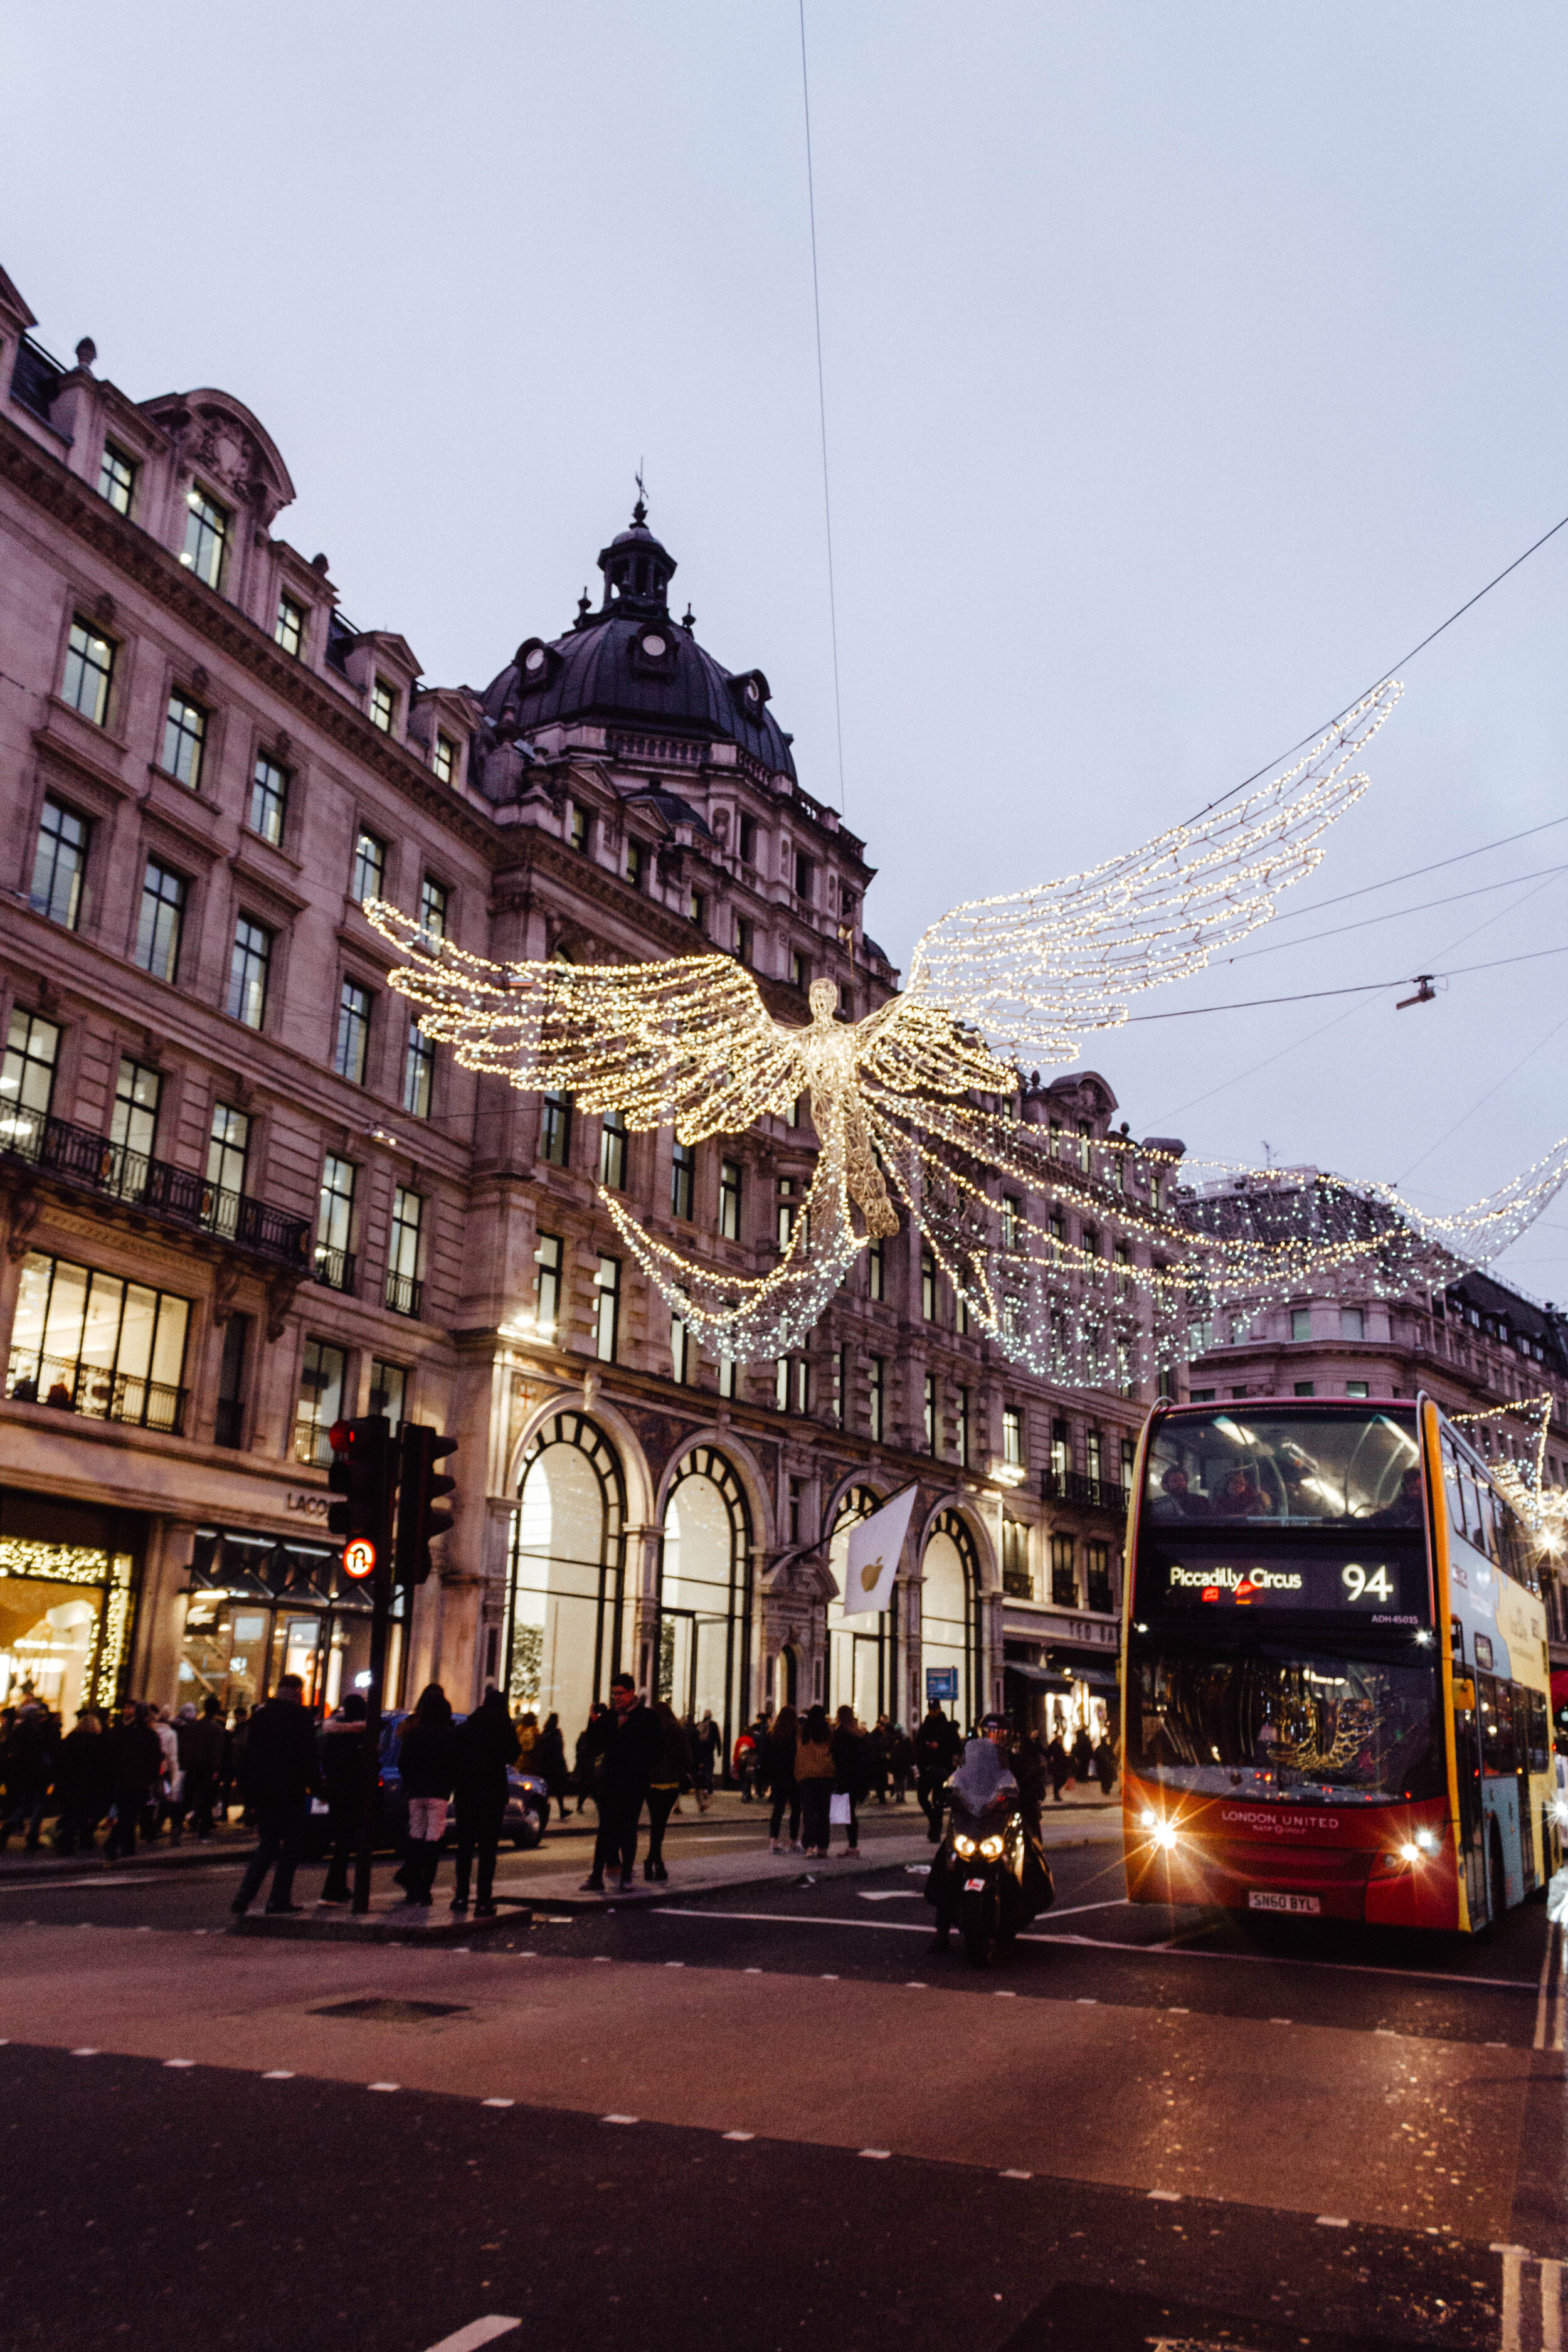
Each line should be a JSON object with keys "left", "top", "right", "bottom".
{"left": 1367, "top": 1468, "right": 1424, "bottom": 1527}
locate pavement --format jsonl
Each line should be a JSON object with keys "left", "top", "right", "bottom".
{"left": 1, "top": 1809, "right": 1561, "bottom": 2351}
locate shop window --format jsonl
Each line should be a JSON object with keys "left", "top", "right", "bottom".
{"left": 274, "top": 593, "right": 305, "bottom": 657}
{"left": 8, "top": 1249, "right": 190, "bottom": 1433}
{"left": 334, "top": 979, "right": 372, "bottom": 1084}
{"left": 1051, "top": 1533, "right": 1078, "bottom": 1609}
{"left": 226, "top": 916, "right": 272, "bottom": 1030}
{"left": 508, "top": 1409, "right": 627, "bottom": 1732}
{"left": 215, "top": 1314, "right": 249, "bottom": 1448}
{"left": 61, "top": 617, "right": 115, "bottom": 726}
{"left": 30, "top": 798, "right": 88, "bottom": 929}
{"left": 369, "top": 1359, "right": 407, "bottom": 1428}
{"left": 534, "top": 1232, "right": 563, "bottom": 1340}
{"left": 135, "top": 861, "right": 186, "bottom": 982}
{"left": 180, "top": 485, "right": 230, "bottom": 588}
{"left": 386, "top": 1187, "right": 423, "bottom": 1318}
{"left": 403, "top": 1022, "right": 435, "bottom": 1120}
{"left": 314, "top": 1155, "right": 357, "bottom": 1293}
{"left": 719, "top": 1157, "right": 742, "bottom": 1240}
{"left": 671, "top": 1138, "right": 694, "bottom": 1220}
{"left": 539, "top": 1090, "right": 571, "bottom": 1167}
{"left": 595, "top": 1254, "right": 620, "bottom": 1362}
{"left": 600, "top": 1108, "right": 628, "bottom": 1192}
{"left": 0, "top": 1534, "right": 135, "bottom": 1720}
{"left": 249, "top": 754, "right": 289, "bottom": 846}
{"left": 161, "top": 692, "right": 207, "bottom": 790}
{"left": 352, "top": 829, "right": 386, "bottom": 905}
{"left": 98, "top": 441, "right": 137, "bottom": 516}
{"left": 1, "top": 1008, "right": 60, "bottom": 1153}
{"left": 294, "top": 1337, "right": 346, "bottom": 1466}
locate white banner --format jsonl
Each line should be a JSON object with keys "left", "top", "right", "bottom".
{"left": 840, "top": 1485, "right": 918, "bottom": 1616}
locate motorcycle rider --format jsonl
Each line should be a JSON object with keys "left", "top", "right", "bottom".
{"left": 979, "top": 1710, "right": 1054, "bottom": 1906}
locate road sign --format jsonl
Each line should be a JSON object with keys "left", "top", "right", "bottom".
{"left": 926, "top": 1666, "right": 958, "bottom": 1702}
{"left": 342, "top": 1535, "right": 376, "bottom": 1579}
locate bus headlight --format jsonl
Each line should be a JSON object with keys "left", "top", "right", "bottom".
{"left": 953, "top": 1834, "right": 976, "bottom": 1857}
{"left": 1414, "top": 1830, "right": 1438, "bottom": 1853}
{"left": 1153, "top": 1822, "right": 1180, "bottom": 1851}
{"left": 1140, "top": 1808, "right": 1158, "bottom": 1830}
{"left": 1397, "top": 1842, "right": 1421, "bottom": 1864}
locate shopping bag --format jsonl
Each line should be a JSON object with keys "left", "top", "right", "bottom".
{"left": 829, "top": 1792, "right": 852, "bottom": 1827}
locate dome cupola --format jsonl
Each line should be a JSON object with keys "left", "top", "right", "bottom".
{"left": 595, "top": 499, "right": 676, "bottom": 616}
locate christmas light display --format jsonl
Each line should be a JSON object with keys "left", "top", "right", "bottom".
{"left": 1453, "top": 1394, "right": 1568, "bottom": 1561}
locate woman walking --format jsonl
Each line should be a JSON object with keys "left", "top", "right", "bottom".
{"left": 830, "top": 1705, "right": 865, "bottom": 1857}
{"left": 397, "top": 1685, "right": 458, "bottom": 1907}
{"left": 644, "top": 1700, "right": 691, "bottom": 1882}
{"left": 794, "top": 1705, "right": 835, "bottom": 1858}
{"left": 766, "top": 1703, "right": 800, "bottom": 1853}
{"left": 536, "top": 1710, "right": 568, "bottom": 1823}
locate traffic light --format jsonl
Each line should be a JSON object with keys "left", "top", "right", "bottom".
{"left": 327, "top": 1416, "right": 393, "bottom": 1581}
{"left": 395, "top": 1422, "right": 458, "bottom": 1589}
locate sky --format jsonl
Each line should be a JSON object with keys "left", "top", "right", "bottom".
{"left": 4, "top": 2, "right": 1568, "bottom": 1293}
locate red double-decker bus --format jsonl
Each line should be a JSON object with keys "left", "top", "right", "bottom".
{"left": 1121, "top": 1395, "right": 1560, "bottom": 1932}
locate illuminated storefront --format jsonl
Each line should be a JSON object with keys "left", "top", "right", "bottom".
{"left": 181, "top": 1528, "right": 406, "bottom": 1715}
{"left": 827, "top": 1487, "right": 899, "bottom": 1725}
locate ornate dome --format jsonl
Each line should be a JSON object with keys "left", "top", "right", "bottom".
{"left": 480, "top": 504, "right": 797, "bottom": 781}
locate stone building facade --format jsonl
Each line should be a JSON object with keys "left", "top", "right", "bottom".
{"left": 0, "top": 258, "right": 1174, "bottom": 1751}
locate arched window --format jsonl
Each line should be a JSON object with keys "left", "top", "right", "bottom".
{"left": 827, "top": 1486, "right": 899, "bottom": 1727}
{"left": 659, "top": 1448, "right": 751, "bottom": 1765}
{"left": 921, "top": 1508, "right": 980, "bottom": 1729}
{"left": 507, "top": 1412, "right": 625, "bottom": 1737}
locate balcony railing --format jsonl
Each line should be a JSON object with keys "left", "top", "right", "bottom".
{"left": 1002, "top": 1565, "right": 1034, "bottom": 1599}
{"left": 384, "top": 1269, "right": 423, "bottom": 1318}
{"left": 1051, "top": 1573, "right": 1079, "bottom": 1608}
{"left": 312, "top": 1246, "right": 356, "bottom": 1295}
{"left": 1041, "top": 1467, "right": 1128, "bottom": 1515}
{"left": 0, "top": 1110, "right": 310, "bottom": 1269}
{"left": 1086, "top": 1579, "right": 1115, "bottom": 1617}
{"left": 8, "top": 1346, "right": 186, "bottom": 1435}
{"left": 293, "top": 1416, "right": 336, "bottom": 1468}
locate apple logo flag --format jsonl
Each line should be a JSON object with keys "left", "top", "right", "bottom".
{"left": 840, "top": 1485, "right": 919, "bottom": 1617}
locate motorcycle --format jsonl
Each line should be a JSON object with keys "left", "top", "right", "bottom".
{"left": 924, "top": 1792, "right": 1054, "bottom": 1966}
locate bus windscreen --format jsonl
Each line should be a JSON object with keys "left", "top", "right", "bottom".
{"left": 1145, "top": 1407, "right": 1421, "bottom": 1528}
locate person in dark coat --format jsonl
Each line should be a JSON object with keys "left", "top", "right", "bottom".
{"left": 643, "top": 1702, "right": 691, "bottom": 1883}
{"left": 220, "top": 1705, "right": 248, "bottom": 1822}
{"left": 103, "top": 1700, "right": 164, "bottom": 1861}
{"left": 534, "top": 1710, "right": 568, "bottom": 1823}
{"left": 1071, "top": 1725, "right": 1095, "bottom": 1786}
{"left": 914, "top": 1702, "right": 961, "bottom": 1843}
{"left": 172, "top": 1697, "right": 225, "bottom": 1841}
{"left": 397, "top": 1684, "right": 458, "bottom": 1908}
{"left": 573, "top": 1702, "right": 608, "bottom": 1815}
{"left": 766, "top": 1703, "right": 800, "bottom": 1853}
{"left": 581, "top": 1674, "right": 658, "bottom": 1893}
{"left": 1046, "top": 1730, "right": 1070, "bottom": 1803}
{"left": 830, "top": 1706, "right": 865, "bottom": 1855}
{"left": 452, "top": 1687, "right": 521, "bottom": 1916}
{"left": 692, "top": 1710, "right": 721, "bottom": 1812}
{"left": 0, "top": 1698, "right": 57, "bottom": 1850}
{"left": 230, "top": 1674, "right": 324, "bottom": 1915}
{"left": 317, "top": 1692, "right": 368, "bottom": 1905}
{"left": 52, "top": 1709, "right": 109, "bottom": 1854}
{"left": 1093, "top": 1731, "right": 1119, "bottom": 1796}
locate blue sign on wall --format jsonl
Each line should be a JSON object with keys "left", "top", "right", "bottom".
{"left": 926, "top": 1666, "right": 958, "bottom": 1702}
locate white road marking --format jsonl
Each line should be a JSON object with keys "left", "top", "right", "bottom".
{"left": 262, "top": 2069, "right": 295, "bottom": 2079}
{"left": 482, "top": 2098, "right": 515, "bottom": 2109}
{"left": 367, "top": 2082, "right": 400, "bottom": 2092}
{"left": 1534, "top": 1923, "right": 1561, "bottom": 2052}
{"left": 858, "top": 1891, "right": 923, "bottom": 1902}
{"left": 1498, "top": 2245, "right": 1523, "bottom": 2352}
{"left": 70, "top": 2048, "right": 98, "bottom": 2058}
{"left": 1041, "top": 1899, "right": 1132, "bottom": 1919}
{"left": 1148, "top": 2190, "right": 1181, "bottom": 2201}
{"left": 163, "top": 2058, "right": 198, "bottom": 2069}
{"left": 859, "top": 2148, "right": 891, "bottom": 2159}
{"left": 722, "top": 2130, "right": 755, "bottom": 2141}
{"left": 904, "top": 1981, "right": 928, "bottom": 1989}
{"left": 1316, "top": 2216, "right": 1349, "bottom": 2228}
{"left": 601, "top": 2114, "right": 638, "bottom": 2125}
{"left": 1000, "top": 2169, "right": 1032, "bottom": 2180}
{"left": 1541, "top": 2257, "right": 1562, "bottom": 2352}
{"left": 421, "top": 2319, "right": 521, "bottom": 2352}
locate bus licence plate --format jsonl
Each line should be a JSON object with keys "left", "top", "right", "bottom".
{"left": 1248, "top": 1890, "right": 1320, "bottom": 1915}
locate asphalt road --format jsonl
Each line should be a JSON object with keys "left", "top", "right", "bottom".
{"left": 0, "top": 1834, "right": 1562, "bottom": 2352}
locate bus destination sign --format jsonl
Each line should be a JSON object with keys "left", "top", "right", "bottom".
{"left": 1153, "top": 1547, "right": 1427, "bottom": 1623}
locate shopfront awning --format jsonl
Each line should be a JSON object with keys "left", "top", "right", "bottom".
{"left": 1005, "top": 1661, "right": 1076, "bottom": 1693}
{"left": 1046, "top": 1656, "right": 1120, "bottom": 1693}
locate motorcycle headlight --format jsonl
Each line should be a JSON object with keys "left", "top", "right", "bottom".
{"left": 979, "top": 1835, "right": 1004, "bottom": 1859}
{"left": 953, "top": 1834, "right": 976, "bottom": 1857}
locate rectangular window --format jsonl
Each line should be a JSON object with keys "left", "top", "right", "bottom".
{"left": 1189, "top": 1387, "right": 1216, "bottom": 1403}
{"left": 315, "top": 1154, "right": 356, "bottom": 1291}
{"left": 294, "top": 1336, "right": 346, "bottom": 1466}
{"left": 738, "top": 813, "right": 757, "bottom": 865}
{"left": 795, "top": 1358, "right": 811, "bottom": 1417}
{"left": 161, "top": 692, "right": 207, "bottom": 790}
{"left": 433, "top": 732, "right": 457, "bottom": 785}
{"left": 205, "top": 1102, "right": 250, "bottom": 1223}
{"left": 215, "top": 1313, "right": 248, "bottom": 1449}
{"left": 775, "top": 1357, "right": 790, "bottom": 1412}
{"left": 226, "top": 916, "right": 272, "bottom": 1029}
{"left": 956, "top": 1385, "right": 970, "bottom": 1469}
{"left": 569, "top": 802, "right": 588, "bottom": 852}
{"left": 386, "top": 1186, "right": 423, "bottom": 1316}
{"left": 670, "top": 1138, "right": 694, "bottom": 1220}
{"left": 1086, "top": 1540, "right": 1113, "bottom": 1614}
{"left": 794, "top": 850, "right": 815, "bottom": 901}
{"left": 719, "top": 1157, "right": 742, "bottom": 1241}
{"left": 837, "top": 1343, "right": 848, "bottom": 1426}
{"left": 1051, "top": 1533, "right": 1077, "bottom": 1609}
{"left": 600, "top": 1108, "right": 628, "bottom": 1191}
{"left": 402, "top": 1022, "right": 435, "bottom": 1120}
{"left": 734, "top": 914, "right": 753, "bottom": 966}
{"left": 9, "top": 1248, "right": 190, "bottom": 1431}
{"left": 1291, "top": 1308, "right": 1313, "bottom": 1343}
{"left": 788, "top": 1478, "right": 803, "bottom": 1545}
{"left": 868, "top": 1239, "right": 884, "bottom": 1302}
{"left": 418, "top": 876, "right": 448, "bottom": 940}
{"left": 718, "top": 1355, "right": 736, "bottom": 1399}
{"left": 924, "top": 1372, "right": 938, "bottom": 1453}
{"left": 274, "top": 594, "right": 305, "bottom": 657}
{"left": 1120, "top": 1436, "right": 1136, "bottom": 1491}
{"left": 540, "top": 1091, "right": 571, "bottom": 1167}
{"left": 671, "top": 1316, "right": 691, "bottom": 1385}
{"left": 1003, "top": 1407, "right": 1023, "bottom": 1467}
{"left": 334, "top": 980, "right": 372, "bottom": 1084}
{"left": 790, "top": 949, "right": 808, "bottom": 992}
{"left": 369, "top": 1359, "right": 407, "bottom": 1428}
{"left": 534, "top": 1233, "right": 562, "bottom": 1340}
{"left": 1050, "top": 1419, "right": 1069, "bottom": 1481}
{"left": 351, "top": 829, "right": 386, "bottom": 906}
{"left": 1346, "top": 1379, "right": 1370, "bottom": 1398}
{"left": 110, "top": 1055, "right": 161, "bottom": 1174}
{"left": 181, "top": 486, "right": 230, "bottom": 588}
{"left": 595, "top": 1255, "right": 620, "bottom": 1362}
{"left": 249, "top": 754, "right": 289, "bottom": 846}
{"left": 0, "top": 1009, "right": 60, "bottom": 1152}
{"left": 1087, "top": 1431, "right": 1103, "bottom": 1487}
{"left": 61, "top": 617, "right": 115, "bottom": 726}
{"left": 625, "top": 838, "right": 646, "bottom": 889}
{"left": 97, "top": 442, "right": 137, "bottom": 516}
{"left": 1293, "top": 1380, "right": 1316, "bottom": 1398}
{"left": 369, "top": 678, "right": 395, "bottom": 733}
{"left": 869, "top": 1355, "right": 884, "bottom": 1444}
{"left": 776, "top": 1178, "right": 796, "bottom": 1250}
{"left": 135, "top": 861, "right": 186, "bottom": 982}
{"left": 921, "top": 1250, "right": 937, "bottom": 1322}
{"left": 30, "top": 798, "right": 87, "bottom": 928}
{"left": 688, "top": 889, "right": 706, "bottom": 930}
{"left": 1002, "top": 1519, "right": 1030, "bottom": 1598}
{"left": 1340, "top": 1307, "right": 1365, "bottom": 1341}
{"left": 1076, "top": 1118, "right": 1092, "bottom": 1174}
{"left": 1001, "top": 1195, "right": 1020, "bottom": 1252}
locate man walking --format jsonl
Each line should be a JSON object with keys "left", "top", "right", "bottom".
{"left": 230, "top": 1673, "right": 322, "bottom": 1916}
{"left": 317, "top": 1692, "right": 368, "bottom": 1905}
{"left": 102, "top": 1700, "right": 162, "bottom": 1862}
{"left": 914, "top": 1699, "right": 961, "bottom": 1843}
{"left": 173, "top": 1697, "right": 225, "bottom": 1841}
{"left": 452, "top": 1686, "right": 520, "bottom": 1917}
{"left": 580, "top": 1673, "right": 657, "bottom": 1894}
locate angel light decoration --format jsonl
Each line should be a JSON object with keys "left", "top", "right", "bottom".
{"left": 366, "top": 674, "right": 1567, "bottom": 1372}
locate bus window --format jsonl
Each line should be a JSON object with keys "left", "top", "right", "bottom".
{"left": 1441, "top": 1437, "right": 1468, "bottom": 1544}
{"left": 1525, "top": 1687, "right": 1550, "bottom": 1774}
{"left": 1477, "top": 1673, "right": 1518, "bottom": 1776}
{"left": 1145, "top": 1408, "right": 1420, "bottom": 1527}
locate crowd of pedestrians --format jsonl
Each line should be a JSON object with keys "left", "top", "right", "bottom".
{"left": 0, "top": 1685, "right": 258, "bottom": 1860}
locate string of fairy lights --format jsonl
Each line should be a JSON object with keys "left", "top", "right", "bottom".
{"left": 1453, "top": 1393, "right": 1568, "bottom": 1560}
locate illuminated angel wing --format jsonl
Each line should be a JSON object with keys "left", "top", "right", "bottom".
{"left": 364, "top": 902, "right": 802, "bottom": 1141}
{"left": 901, "top": 682, "right": 1400, "bottom": 1067}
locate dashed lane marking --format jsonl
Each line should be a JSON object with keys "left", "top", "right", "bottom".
{"left": 262, "top": 2070, "right": 294, "bottom": 2079}
{"left": 1316, "top": 2217, "right": 1350, "bottom": 2228}
{"left": 1000, "top": 2169, "right": 1032, "bottom": 2180}
{"left": 859, "top": 2149, "right": 891, "bottom": 2160}
{"left": 1148, "top": 2190, "right": 1182, "bottom": 2201}
{"left": 163, "top": 2058, "right": 198, "bottom": 2069}
{"left": 723, "top": 2131, "right": 755, "bottom": 2141}
{"left": 70, "top": 2048, "right": 98, "bottom": 2058}
{"left": 367, "top": 2082, "right": 400, "bottom": 2092}
{"left": 601, "top": 2114, "right": 638, "bottom": 2126}
{"left": 482, "top": 2098, "right": 515, "bottom": 2109}
{"left": 421, "top": 2318, "right": 522, "bottom": 2352}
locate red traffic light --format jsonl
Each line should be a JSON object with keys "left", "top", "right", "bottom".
{"left": 342, "top": 1536, "right": 377, "bottom": 1580}
{"left": 328, "top": 1419, "right": 353, "bottom": 1454}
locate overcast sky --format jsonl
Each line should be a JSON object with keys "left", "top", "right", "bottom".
{"left": 6, "top": 3, "right": 1568, "bottom": 1291}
